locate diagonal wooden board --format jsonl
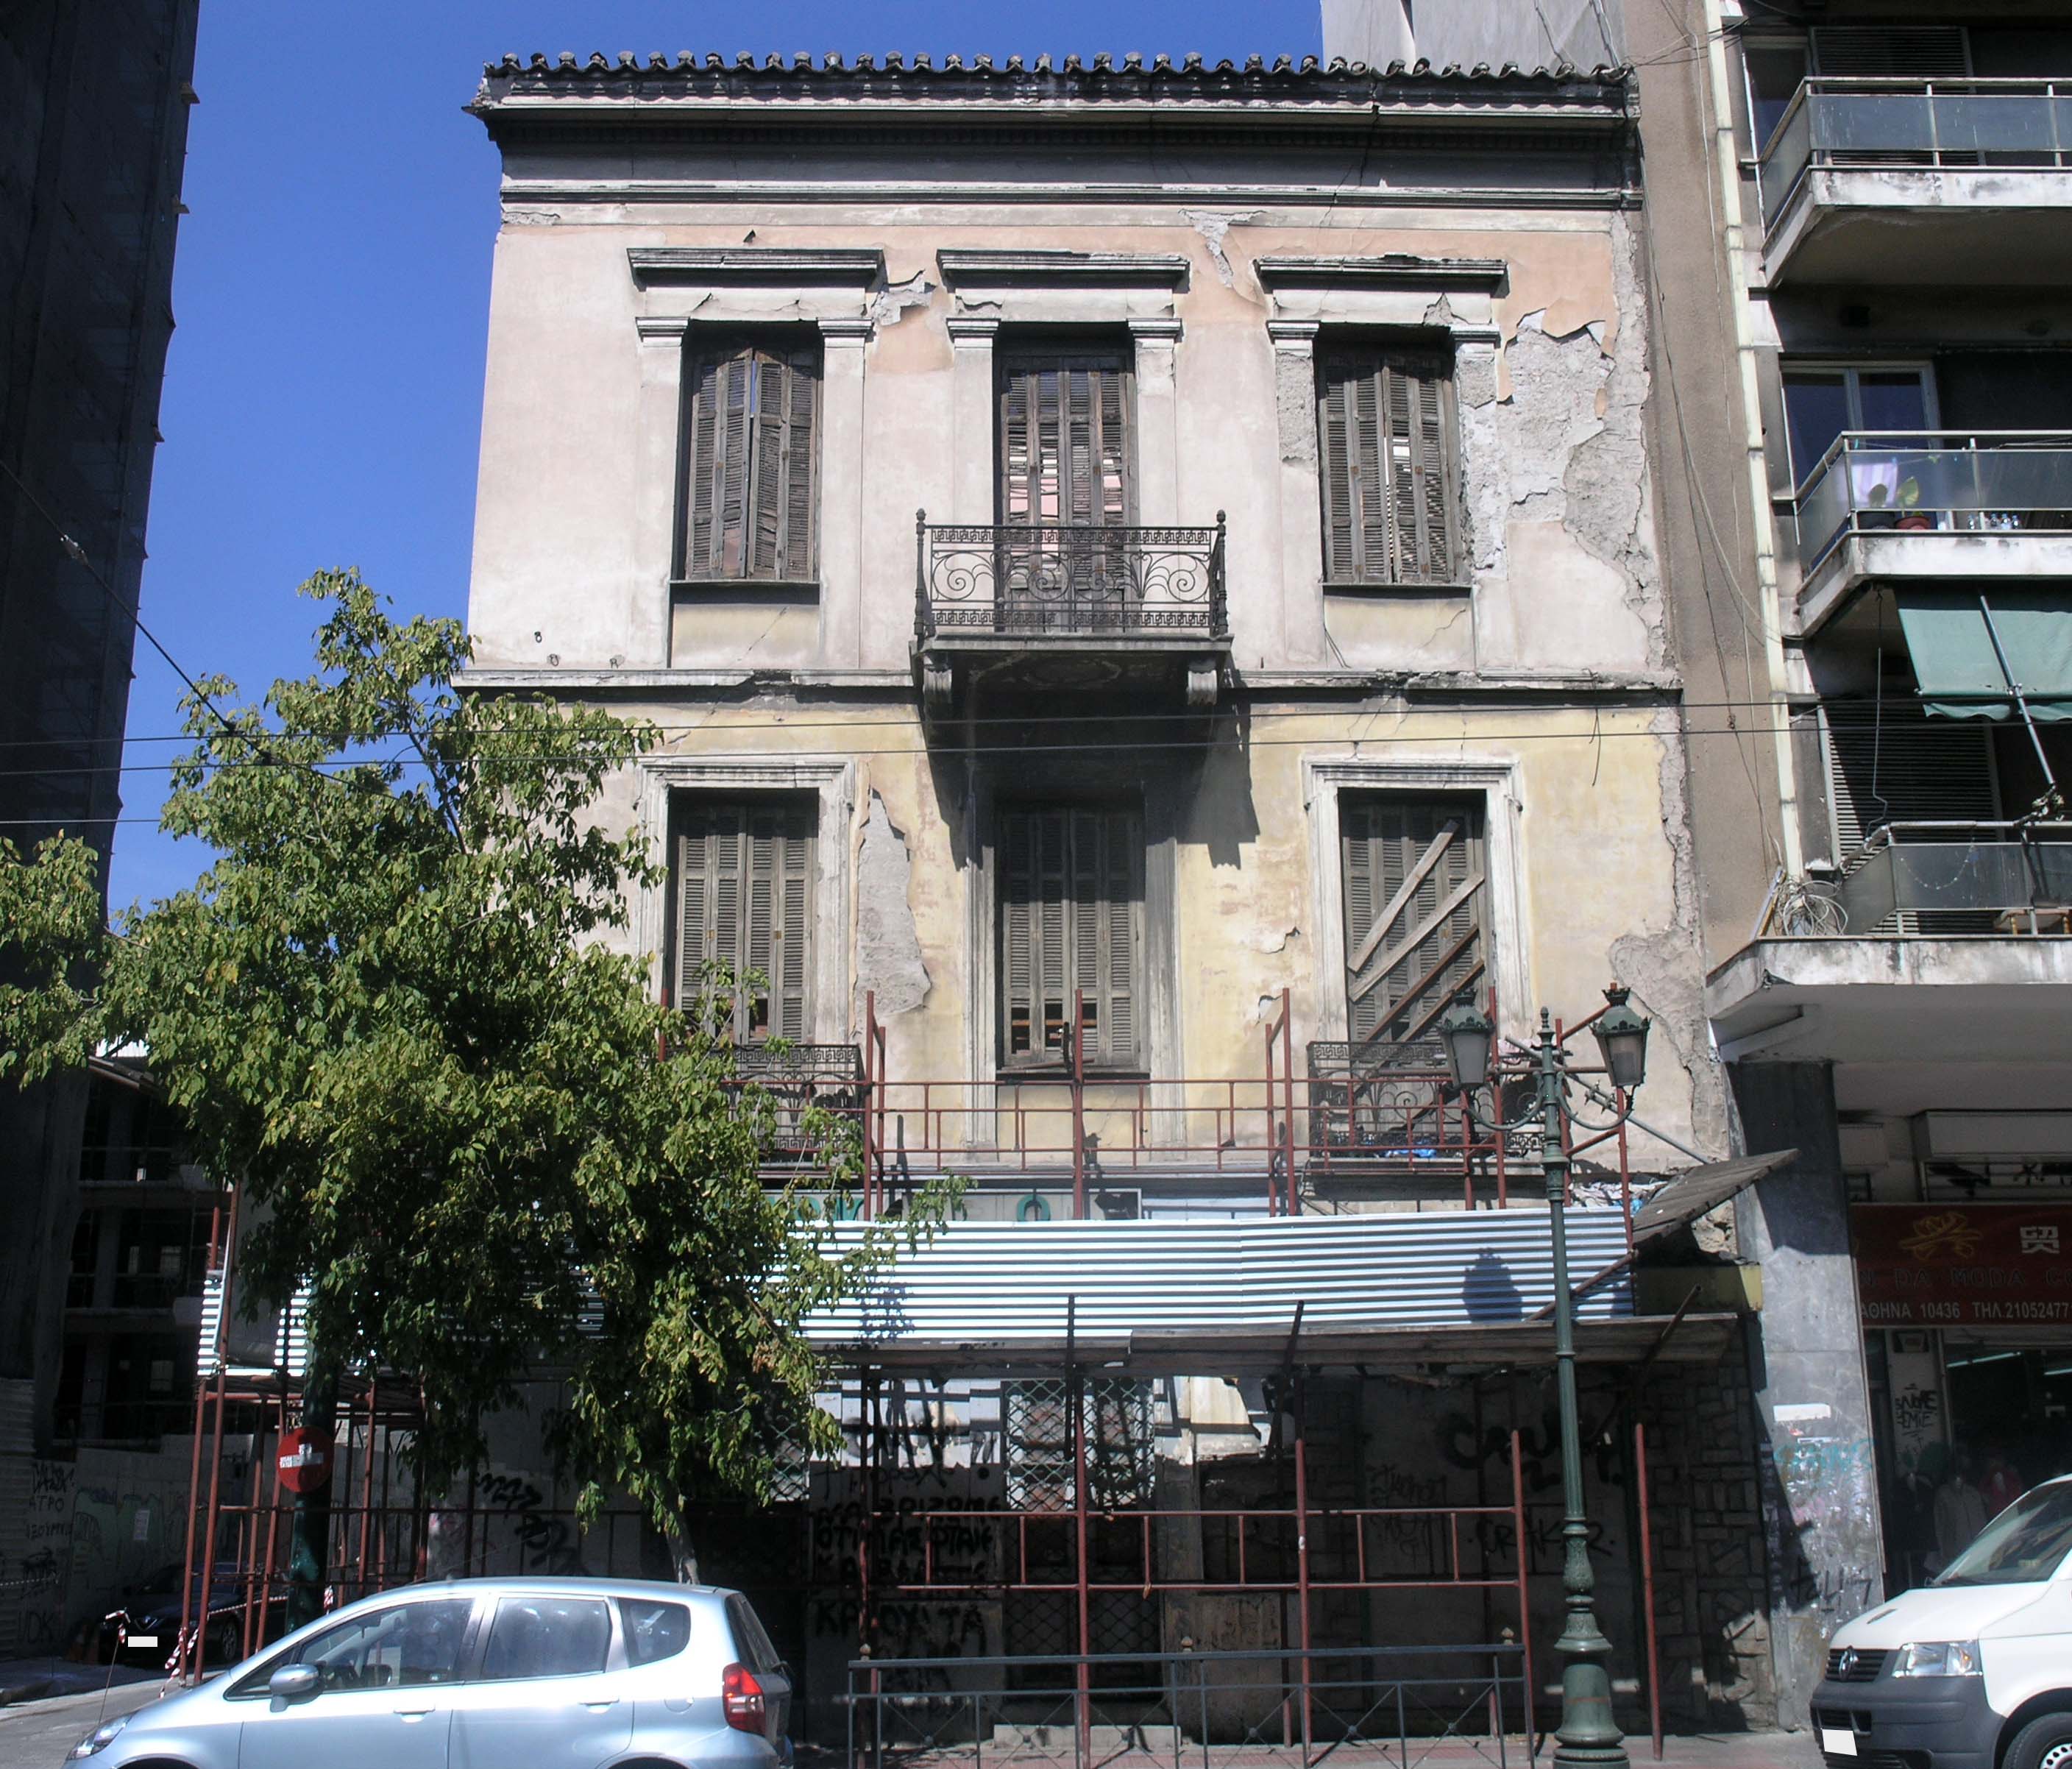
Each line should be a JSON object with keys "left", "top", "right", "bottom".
{"left": 1347, "top": 822, "right": 1458, "bottom": 974}
{"left": 1349, "top": 870, "right": 1484, "bottom": 1004}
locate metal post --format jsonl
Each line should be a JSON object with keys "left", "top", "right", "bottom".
{"left": 1634, "top": 1422, "right": 1663, "bottom": 1762}
{"left": 355, "top": 1373, "right": 377, "bottom": 1598}
{"left": 1511, "top": 1428, "right": 1537, "bottom": 1759}
{"left": 1070, "top": 1297, "right": 1090, "bottom": 1769}
{"left": 863, "top": 989, "right": 877, "bottom": 1222}
{"left": 1072, "top": 988, "right": 1088, "bottom": 1220}
{"left": 1293, "top": 1364, "right": 1314, "bottom": 1765}
{"left": 1280, "top": 989, "right": 1297, "bottom": 1216}
{"left": 1536, "top": 1010, "right": 1626, "bottom": 1767}
{"left": 1264, "top": 1010, "right": 1280, "bottom": 1217}
{"left": 175, "top": 1203, "right": 221, "bottom": 1683}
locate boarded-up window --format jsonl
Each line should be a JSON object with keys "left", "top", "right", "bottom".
{"left": 999, "top": 806, "right": 1143, "bottom": 1071}
{"left": 1341, "top": 796, "right": 1486, "bottom": 1061}
{"left": 672, "top": 798, "right": 815, "bottom": 1042}
{"left": 999, "top": 352, "right": 1132, "bottom": 526}
{"left": 1317, "top": 347, "right": 1461, "bottom": 586}
{"left": 680, "top": 341, "right": 820, "bottom": 581}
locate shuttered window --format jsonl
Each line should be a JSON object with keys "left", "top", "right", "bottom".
{"left": 998, "top": 352, "right": 1132, "bottom": 526}
{"left": 998, "top": 806, "right": 1143, "bottom": 1071}
{"left": 672, "top": 798, "right": 815, "bottom": 1043}
{"left": 1809, "top": 26, "right": 1970, "bottom": 77}
{"left": 680, "top": 341, "right": 820, "bottom": 582}
{"left": 1341, "top": 796, "right": 1487, "bottom": 1060}
{"left": 1317, "top": 347, "right": 1461, "bottom": 587}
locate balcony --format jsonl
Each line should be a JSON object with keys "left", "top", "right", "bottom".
{"left": 1708, "top": 823, "right": 2072, "bottom": 1067}
{"left": 1793, "top": 433, "right": 2072, "bottom": 631}
{"left": 912, "top": 516, "right": 1230, "bottom": 717}
{"left": 1838, "top": 822, "right": 2072, "bottom": 935}
{"left": 1759, "top": 79, "right": 2072, "bottom": 286}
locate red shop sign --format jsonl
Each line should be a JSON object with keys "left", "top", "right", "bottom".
{"left": 1853, "top": 1202, "right": 2072, "bottom": 1327}
{"left": 277, "top": 1428, "right": 335, "bottom": 1495}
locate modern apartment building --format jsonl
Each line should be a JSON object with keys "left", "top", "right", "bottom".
{"left": 454, "top": 49, "right": 1800, "bottom": 1745}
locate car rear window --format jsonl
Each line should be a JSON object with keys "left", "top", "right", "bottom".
{"left": 620, "top": 1598, "right": 692, "bottom": 1667}
{"left": 725, "top": 1594, "right": 782, "bottom": 1671}
{"left": 478, "top": 1594, "right": 613, "bottom": 1681}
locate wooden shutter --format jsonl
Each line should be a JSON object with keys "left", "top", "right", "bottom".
{"left": 998, "top": 352, "right": 1132, "bottom": 526}
{"left": 673, "top": 798, "right": 816, "bottom": 1041}
{"left": 681, "top": 341, "right": 819, "bottom": 581}
{"left": 1317, "top": 347, "right": 1460, "bottom": 586}
{"left": 1341, "top": 797, "right": 1486, "bottom": 1060}
{"left": 1000, "top": 805, "right": 1143, "bottom": 1070}
{"left": 1810, "top": 26, "right": 1970, "bottom": 77}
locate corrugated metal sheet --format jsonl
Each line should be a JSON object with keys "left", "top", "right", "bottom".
{"left": 808, "top": 1208, "right": 1632, "bottom": 1344}
{"left": 196, "top": 1272, "right": 310, "bottom": 1379}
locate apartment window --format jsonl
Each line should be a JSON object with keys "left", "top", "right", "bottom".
{"left": 1317, "top": 344, "right": 1461, "bottom": 587}
{"left": 1341, "top": 795, "right": 1486, "bottom": 1057}
{"left": 998, "top": 350, "right": 1132, "bottom": 526}
{"left": 998, "top": 805, "right": 1143, "bottom": 1071}
{"left": 670, "top": 798, "right": 815, "bottom": 1043}
{"left": 1781, "top": 366, "right": 1932, "bottom": 489}
{"left": 678, "top": 338, "right": 820, "bottom": 583}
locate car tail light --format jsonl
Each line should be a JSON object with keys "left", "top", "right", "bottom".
{"left": 723, "top": 1662, "right": 767, "bottom": 1732}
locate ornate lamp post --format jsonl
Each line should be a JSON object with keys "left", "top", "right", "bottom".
{"left": 1438, "top": 985, "right": 1651, "bottom": 1769}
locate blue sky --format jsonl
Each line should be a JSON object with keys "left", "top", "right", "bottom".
{"left": 114, "top": 0, "right": 1324, "bottom": 908}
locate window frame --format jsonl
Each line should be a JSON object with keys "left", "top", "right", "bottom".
{"left": 995, "top": 801, "right": 1147, "bottom": 1077}
{"left": 225, "top": 1595, "right": 483, "bottom": 1701}
{"left": 994, "top": 343, "right": 1138, "bottom": 528}
{"left": 667, "top": 793, "right": 818, "bottom": 1045}
{"left": 1779, "top": 361, "right": 1940, "bottom": 492}
{"left": 1314, "top": 338, "right": 1464, "bottom": 591}
{"left": 674, "top": 331, "right": 823, "bottom": 587}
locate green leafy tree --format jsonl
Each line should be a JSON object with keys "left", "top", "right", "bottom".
{"left": 0, "top": 572, "right": 943, "bottom": 1622}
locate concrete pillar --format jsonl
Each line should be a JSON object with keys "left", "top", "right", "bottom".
{"left": 946, "top": 316, "right": 999, "bottom": 526}
{"left": 632, "top": 317, "right": 686, "bottom": 667}
{"left": 1267, "top": 320, "right": 1328, "bottom": 665}
{"left": 817, "top": 318, "right": 873, "bottom": 669}
{"left": 1731, "top": 1060, "right": 1882, "bottom": 1730}
{"left": 1128, "top": 319, "right": 1182, "bottom": 528}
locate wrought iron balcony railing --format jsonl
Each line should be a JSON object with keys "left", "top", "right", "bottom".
{"left": 1794, "top": 432, "right": 2072, "bottom": 575}
{"left": 1761, "top": 78, "right": 2072, "bottom": 228}
{"left": 915, "top": 514, "right": 1227, "bottom": 642}
{"left": 1837, "top": 822, "right": 2072, "bottom": 934}
{"left": 729, "top": 1041, "right": 866, "bottom": 1162}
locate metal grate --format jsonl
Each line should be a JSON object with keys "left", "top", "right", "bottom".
{"left": 1004, "top": 1378, "right": 1156, "bottom": 1512}
{"left": 1823, "top": 1647, "right": 1889, "bottom": 1682}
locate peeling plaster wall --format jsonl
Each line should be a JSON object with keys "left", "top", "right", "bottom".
{"left": 854, "top": 789, "right": 932, "bottom": 1024}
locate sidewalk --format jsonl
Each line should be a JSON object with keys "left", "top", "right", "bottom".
{"left": 0, "top": 1656, "right": 158, "bottom": 1708}
{"left": 0, "top": 1676, "right": 167, "bottom": 1768}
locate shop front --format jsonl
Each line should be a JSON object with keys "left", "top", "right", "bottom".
{"left": 1856, "top": 1196, "right": 2072, "bottom": 1592}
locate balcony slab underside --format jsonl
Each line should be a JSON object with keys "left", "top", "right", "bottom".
{"left": 1708, "top": 935, "right": 2072, "bottom": 1065}
{"left": 1767, "top": 170, "right": 2072, "bottom": 287}
{"left": 1800, "top": 530, "right": 2072, "bottom": 635}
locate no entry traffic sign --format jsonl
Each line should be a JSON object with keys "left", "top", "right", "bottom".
{"left": 277, "top": 1428, "right": 335, "bottom": 1494}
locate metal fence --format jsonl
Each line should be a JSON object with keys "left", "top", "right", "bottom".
{"left": 845, "top": 1643, "right": 1533, "bottom": 1769}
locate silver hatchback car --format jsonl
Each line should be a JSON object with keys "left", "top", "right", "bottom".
{"left": 68, "top": 1575, "right": 795, "bottom": 1769}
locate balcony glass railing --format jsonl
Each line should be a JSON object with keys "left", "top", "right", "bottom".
{"left": 1761, "top": 79, "right": 2072, "bottom": 227}
{"left": 1837, "top": 822, "right": 2072, "bottom": 934}
{"left": 1794, "top": 432, "right": 2072, "bottom": 576}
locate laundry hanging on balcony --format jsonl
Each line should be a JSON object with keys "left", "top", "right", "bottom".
{"left": 1895, "top": 587, "right": 2072, "bottom": 722}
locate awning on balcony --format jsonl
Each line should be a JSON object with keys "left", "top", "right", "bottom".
{"left": 1896, "top": 588, "right": 2072, "bottom": 721}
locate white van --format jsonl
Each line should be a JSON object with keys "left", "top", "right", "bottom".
{"left": 1814, "top": 1475, "right": 2072, "bottom": 1768}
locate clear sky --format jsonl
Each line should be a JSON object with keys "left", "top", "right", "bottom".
{"left": 113, "top": 0, "right": 1325, "bottom": 909}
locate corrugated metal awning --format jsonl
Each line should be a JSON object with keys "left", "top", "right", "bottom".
{"left": 808, "top": 1209, "right": 1634, "bottom": 1350}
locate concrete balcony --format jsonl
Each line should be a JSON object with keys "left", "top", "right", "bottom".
{"left": 1793, "top": 433, "right": 2072, "bottom": 633}
{"left": 1759, "top": 79, "right": 2072, "bottom": 287}
{"left": 912, "top": 515, "right": 1230, "bottom": 718}
{"left": 1835, "top": 823, "right": 2072, "bottom": 935}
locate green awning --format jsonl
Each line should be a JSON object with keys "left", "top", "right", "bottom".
{"left": 1895, "top": 589, "right": 2072, "bottom": 721}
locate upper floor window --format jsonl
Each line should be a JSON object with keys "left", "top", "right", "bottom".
{"left": 1316, "top": 344, "right": 1461, "bottom": 589}
{"left": 1341, "top": 795, "right": 1486, "bottom": 1061}
{"left": 679, "top": 338, "right": 820, "bottom": 584}
{"left": 998, "top": 803, "right": 1143, "bottom": 1073}
{"left": 671, "top": 796, "right": 816, "bottom": 1043}
{"left": 998, "top": 349, "right": 1132, "bottom": 525}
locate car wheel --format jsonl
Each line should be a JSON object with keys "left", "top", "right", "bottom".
{"left": 205, "top": 1618, "right": 240, "bottom": 1665}
{"left": 2007, "top": 1713, "right": 2072, "bottom": 1769}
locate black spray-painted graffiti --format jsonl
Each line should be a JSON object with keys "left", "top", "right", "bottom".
{"left": 475, "top": 1472, "right": 583, "bottom": 1574}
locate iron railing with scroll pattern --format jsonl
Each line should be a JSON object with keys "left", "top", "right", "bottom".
{"left": 916, "top": 514, "right": 1228, "bottom": 641}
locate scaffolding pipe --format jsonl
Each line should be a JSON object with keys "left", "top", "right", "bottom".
{"left": 175, "top": 1203, "right": 221, "bottom": 1684}
{"left": 1071, "top": 989, "right": 1087, "bottom": 1222}
{"left": 1511, "top": 1428, "right": 1538, "bottom": 1758}
{"left": 1636, "top": 1420, "right": 1664, "bottom": 1762}
{"left": 1293, "top": 1364, "right": 1315, "bottom": 1763}
{"left": 1069, "top": 1296, "right": 1090, "bottom": 1769}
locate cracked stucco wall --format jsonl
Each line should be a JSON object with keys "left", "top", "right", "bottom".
{"left": 854, "top": 789, "right": 932, "bottom": 1022}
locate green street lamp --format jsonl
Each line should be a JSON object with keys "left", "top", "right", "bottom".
{"left": 1439, "top": 985, "right": 1650, "bottom": 1769}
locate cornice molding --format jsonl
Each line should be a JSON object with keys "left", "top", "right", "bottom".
{"left": 626, "top": 245, "right": 886, "bottom": 288}
{"left": 1254, "top": 254, "right": 1511, "bottom": 294}
{"left": 937, "top": 248, "right": 1191, "bottom": 291}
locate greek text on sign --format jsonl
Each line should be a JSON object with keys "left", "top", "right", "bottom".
{"left": 1852, "top": 1203, "right": 2072, "bottom": 1327}
{"left": 277, "top": 1428, "right": 335, "bottom": 1494}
